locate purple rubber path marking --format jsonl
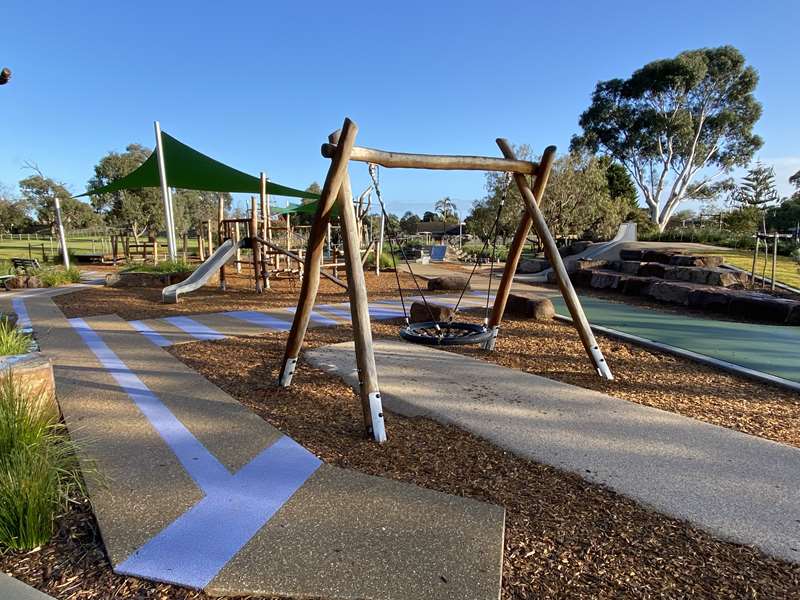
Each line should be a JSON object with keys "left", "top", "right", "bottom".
{"left": 129, "top": 320, "right": 173, "bottom": 347}
{"left": 11, "top": 297, "right": 32, "bottom": 329}
{"left": 163, "top": 316, "right": 226, "bottom": 341}
{"left": 69, "top": 317, "right": 321, "bottom": 589}
{"left": 223, "top": 310, "right": 292, "bottom": 331}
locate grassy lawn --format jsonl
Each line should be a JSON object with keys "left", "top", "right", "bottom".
{"left": 695, "top": 247, "right": 800, "bottom": 289}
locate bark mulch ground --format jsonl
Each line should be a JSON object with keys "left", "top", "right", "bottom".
{"left": 160, "top": 324, "right": 800, "bottom": 599}
{"left": 53, "top": 271, "right": 424, "bottom": 321}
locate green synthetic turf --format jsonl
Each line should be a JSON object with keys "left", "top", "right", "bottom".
{"left": 552, "top": 296, "right": 800, "bottom": 384}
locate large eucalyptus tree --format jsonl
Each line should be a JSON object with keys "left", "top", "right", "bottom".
{"left": 571, "top": 46, "right": 762, "bottom": 231}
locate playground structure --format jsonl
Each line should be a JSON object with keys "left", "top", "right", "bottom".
{"left": 278, "top": 117, "right": 614, "bottom": 443}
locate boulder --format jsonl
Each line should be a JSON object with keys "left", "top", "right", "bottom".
{"left": 517, "top": 258, "right": 550, "bottom": 274}
{"left": 427, "top": 275, "right": 470, "bottom": 291}
{"left": 569, "top": 269, "right": 594, "bottom": 287}
{"left": 620, "top": 275, "right": 656, "bottom": 296}
{"left": 25, "top": 276, "right": 43, "bottom": 289}
{"left": 728, "top": 294, "right": 800, "bottom": 324}
{"left": 4, "top": 275, "right": 27, "bottom": 290}
{"left": 669, "top": 254, "right": 724, "bottom": 268}
{"left": 687, "top": 288, "right": 736, "bottom": 313}
{"left": 788, "top": 304, "right": 800, "bottom": 326}
{"left": 0, "top": 353, "right": 57, "bottom": 415}
{"left": 576, "top": 259, "right": 608, "bottom": 271}
{"left": 648, "top": 281, "right": 695, "bottom": 305}
{"left": 505, "top": 293, "right": 555, "bottom": 320}
{"left": 707, "top": 270, "right": 747, "bottom": 288}
{"left": 618, "top": 261, "right": 642, "bottom": 275}
{"left": 409, "top": 301, "right": 455, "bottom": 323}
{"left": 619, "top": 249, "right": 644, "bottom": 261}
{"left": 637, "top": 262, "right": 666, "bottom": 278}
{"left": 111, "top": 270, "right": 193, "bottom": 288}
{"left": 641, "top": 250, "right": 674, "bottom": 264}
{"left": 590, "top": 271, "right": 622, "bottom": 290}
{"left": 689, "top": 269, "right": 711, "bottom": 285}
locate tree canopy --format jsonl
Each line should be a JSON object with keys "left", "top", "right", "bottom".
{"left": 87, "top": 144, "right": 164, "bottom": 240}
{"left": 572, "top": 45, "right": 762, "bottom": 231}
{"left": 19, "top": 172, "right": 98, "bottom": 232}
{"left": 729, "top": 162, "right": 779, "bottom": 210}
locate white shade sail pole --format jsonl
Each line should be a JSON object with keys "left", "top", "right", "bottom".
{"left": 53, "top": 196, "right": 70, "bottom": 270}
{"left": 154, "top": 121, "right": 178, "bottom": 261}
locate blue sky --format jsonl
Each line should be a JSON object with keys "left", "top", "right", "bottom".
{"left": 2, "top": 1, "right": 798, "bottom": 218}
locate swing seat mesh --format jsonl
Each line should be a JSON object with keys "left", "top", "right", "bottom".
{"left": 399, "top": 321, "right": 493, "bottom": 346}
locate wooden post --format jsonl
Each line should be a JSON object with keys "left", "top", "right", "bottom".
{"left": 278, "top": 117, "right": 358, "bottom": 389}
{"left": 251, "top": 197, "right": 263, "bottom": 293}
{"left": 234, "top": 222, "right": 242, "bottom": 273}
{"left": 494, "top": 139, "right": 613, "bottom": 380}
{"left": 330, "top": 128, "right": 386, "bottom": 441}
{"left": 260, "top": 175, "right": 271, "bottom": 290}
{"left": 206, "top": 220, "right": 214, "bottom": 256}
{"left": 198, "top": 233, "right": 205, "bottom": 261}
{"left": 750, "top": 234, "right": 759, "bottom": 288}
{"left": 218, "top": 197, "right": 226, "bottom": 290}
{"left": 489, "top": 146, "right": 556, "bottom": 336}
{"left": 771, "top": 232, "right": 778, "bottom": 292}
{"left": 152, "top": 238, "right": 158, "bottom": 265}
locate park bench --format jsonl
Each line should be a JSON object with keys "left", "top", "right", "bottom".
{"left": 11, "top": 257, "right": 41, "bottom": 274}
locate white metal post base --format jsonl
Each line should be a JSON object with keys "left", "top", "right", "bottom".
{"left": 368, "top": 391, "right": 387, "bottom": 443}
{"left": 591, "top": 345, "right": 614, "bottom": 381}
{"left": 278, "top": 358, "right": 298, "bottom": 387}
{"left": 482, "top": 326, "right": 500, "bottom": 351}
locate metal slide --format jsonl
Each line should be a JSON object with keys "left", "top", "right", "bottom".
{"left": 162, "top": 239, "right": 244, "bottom": 303}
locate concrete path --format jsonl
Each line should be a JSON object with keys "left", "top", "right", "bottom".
{"left": 307, "top": 340, "right": 800, "bottom": 564}
{"left": 0, "top": 573, "right": 56, "bottom": 599}
{"left": 5, "top": 292, "right": 505, "bottom": 599}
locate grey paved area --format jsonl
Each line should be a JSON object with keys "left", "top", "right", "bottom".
{"left": 9, "top": 293, "right": 504, "bottom": 599}
{"left": 307, "top": 340, "right": 800, "bottom": 564}
{"left": 0, "top": 573, "right": 56, "bottom": 599}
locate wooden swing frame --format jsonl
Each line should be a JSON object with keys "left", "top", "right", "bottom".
{"left": 278, "top": 117, "right": 613, "bottom": 443}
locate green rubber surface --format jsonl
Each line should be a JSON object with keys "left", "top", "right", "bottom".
{"left": 551, "top": 296, "right": 800, "bottom": 384}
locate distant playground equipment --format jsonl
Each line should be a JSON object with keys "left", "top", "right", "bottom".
{"left": 278, "top": 118, "right": 614, "bottom": 444}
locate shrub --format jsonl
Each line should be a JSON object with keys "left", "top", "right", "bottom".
{"left": 122, "top": 260, "right": 194, "bottom": 274}
{"left": 0, "top": 377, "right": 83, "bottom": 550}
{"left": 0, "top": 320, "right": 33, "bottom": 356}
{"left": 365, "top": 251, "right": 395, "bottom": 269}
{"left": 35, "top": 267, "right": 82, "bottom": 287}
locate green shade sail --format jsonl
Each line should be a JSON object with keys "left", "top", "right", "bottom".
{"left": 78, "top": 131, "right": 319, "bottom": 200}
{"left": 272, "top": 201, "right": 330, "bottom": 215}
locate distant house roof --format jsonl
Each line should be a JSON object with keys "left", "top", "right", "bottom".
{"left": 416, "top": 222, "right": 461, "bottom": 235}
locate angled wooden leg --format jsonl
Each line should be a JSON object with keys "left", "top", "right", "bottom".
{"left": 278, "top": 118, "right": 359, "bottom": 387}
{"left": 486, "top": 146, "right": 557, "bottom": 349}
{"left": 496, "top": 139, "right": 614, "bottom": 381}
{"left": 330, "top": 130, "right": 387, "bottom": 442}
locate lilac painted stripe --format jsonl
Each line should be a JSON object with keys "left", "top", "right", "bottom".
{"left": 285, "top": 307, "right": 339, "bottom": 327}
{"left": 223, "top": 311, "right": 292, "bottom": 331}
{"left": 11, "top": 298, "right": 31, "bottom": 330}
{"left": 163, "top": 316, "right": 226, "bottom": 341}
{"left": 69, "top": 318, "right": 231, "bottom": 493}
{"left": 316, "top": 305, "right": 352, "bottom": 321}
{"left": 129, "top": 320, "right": 173, "bottom": 348}
{"left": 116, "top": 436, "right": 320, "bottom": 589}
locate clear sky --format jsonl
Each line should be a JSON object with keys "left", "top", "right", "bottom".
{"left": 2, "top": 0, "right": 798, "bottom": 218}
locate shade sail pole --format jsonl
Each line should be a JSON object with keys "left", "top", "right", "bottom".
{"left": 154, "top": 121, "right": 178, "bottom": 261}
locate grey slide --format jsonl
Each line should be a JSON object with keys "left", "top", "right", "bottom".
{"left": 162, "top": 239, "right": 244, "bottom": 303}
{"left": 516, "top": 221, "right": 637, "bottom": 283}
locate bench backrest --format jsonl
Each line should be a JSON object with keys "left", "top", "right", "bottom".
{"left": 11, "top": 257, "right": 41, "bottom": 273}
